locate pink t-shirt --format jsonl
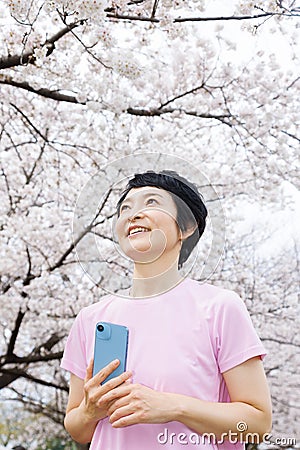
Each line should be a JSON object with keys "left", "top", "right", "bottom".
{"left": 61, "top": 277, "right": 266, "bottom": 450}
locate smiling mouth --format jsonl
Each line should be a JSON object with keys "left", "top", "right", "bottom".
{"left": 128, "top": 227, "right": 151, "bottom": 236}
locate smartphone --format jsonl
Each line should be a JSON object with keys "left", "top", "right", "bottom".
{"left": 93, "top": 321, "right": 129, "bottom": 383}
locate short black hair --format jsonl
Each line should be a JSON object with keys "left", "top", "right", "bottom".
{"left": 116, "top": 170, "right": 207, "bottom": 269}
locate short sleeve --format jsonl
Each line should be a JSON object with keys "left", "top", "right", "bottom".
{"left": 60, "top": 310, "right": 87, "bottom": 379}
{"left": 214, "top": 292, "right": 266, "bottom": 373}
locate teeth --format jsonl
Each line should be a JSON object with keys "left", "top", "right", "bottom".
{"left": 129, "top": 227, "right": 150, "bottom": 236}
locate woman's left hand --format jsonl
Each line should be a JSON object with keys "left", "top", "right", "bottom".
{"left": 104, "top": 382, "right": 179, "bottom": 427}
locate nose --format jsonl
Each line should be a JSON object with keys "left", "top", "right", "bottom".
{"left": 129, "top": 211, "right": 144, "bottom": 222}
{"left": 128, "top": 206, "right": 145, "bottom": 222}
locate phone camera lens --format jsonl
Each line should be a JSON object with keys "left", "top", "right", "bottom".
{"left": 97, "top": 324, "right": 104, "bottom": 332}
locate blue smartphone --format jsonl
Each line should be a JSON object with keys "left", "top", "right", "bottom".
{"left": 93, "top": 321, "right": 129, "bottom": 383}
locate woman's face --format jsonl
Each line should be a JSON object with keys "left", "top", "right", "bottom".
{"left": 115, "top": 186, "right": 182, "bottom": 264}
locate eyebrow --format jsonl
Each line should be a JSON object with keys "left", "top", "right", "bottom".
{"left": 121, "top": 191, "right": 164, "bottom": 204}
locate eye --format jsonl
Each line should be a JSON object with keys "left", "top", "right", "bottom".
{"left": 120, "top": 204, "right": 130, "bottom": 213}
{"left": 146, "top": 198, "right": 158, "bottom": 205}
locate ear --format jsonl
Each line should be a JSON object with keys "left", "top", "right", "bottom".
{"left": 180, "top": 223, "right": 198, "bottom": 242}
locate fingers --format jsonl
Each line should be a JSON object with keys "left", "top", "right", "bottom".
{"left": 84, "top": 359, "right": 132, "bottom": 415}
{"left": 99, "top": 371, "right": 132, "bottom": 404}
{"left": 84, "top": 358, "right": 94, "bottom": 383}
{"left": 111, "top": 411, "right": 138, "bottom": 428}
{"left": 109, "top": 404, "right": 136, "bottom": 426}
{"left": 93, "top": 359, "right": 120, "bottom": 385}
{"left": 86, "top": 360, "right": 132, "bottom": 400}
{"left": 106, "top": 392, "right": 130, "bottom": 416}
{"left": 101, "top": 379, "right": 133, "bottom": 405}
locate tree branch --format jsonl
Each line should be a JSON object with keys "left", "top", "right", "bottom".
{"left": 4, "top": 351, "right": 63, "bottom": 365}
{"left": 174, "top": 12, "right": 275, "bottom": 23}
{"left": 261, "top": 337, "right": 300, "bottom": 347}
{"left": 10, "top": 103, "right": 49, "bottom": 141}
{"left": 6, "top": 309, "right": 27, "bottom": 358}
{"left": 5, "top": 392, "right": 66, "bottom": 424}
{"left": 0, "top": 20, "right": 85, "bottom": 70}
{"left": 127, "top": 107, "right": 233, "bottom": 125}
{"left": 158, "top": 83, "right": 205, "bottom": 109}
{"left": 127, "top": 106, "right": 226, "bottom": 117}
{"left": 151, "top": 0, "right": 160, "bottom": 19}
{"left": 2, "top": 79, "right": 231, "bottom": 126}
{"left": 0, "top": 368, "right": 68, "bottom": 391}
{"left": 106, "top": 11, "right": 299, "bottom": 23}
{"left": 1, "top": 76, "right": 233, "bottom": 129}
{"left": 0, "top": 372, "right": 20, "bottom": 390}
{"left": 281, "top": 130, "right": 300, "bottom": 143}
{"left": 0, "top": 77, "right": 83, "bottom": 104}
{"left": 57, "top": 10, "right": 111, "bottom": 70}
{"left": 48, "top": 187, "right": 112, "bottom": 272}
{"left": 0, "top": 165, "right": 14, "bottom": 213}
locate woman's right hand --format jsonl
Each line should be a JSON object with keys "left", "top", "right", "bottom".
{"left": 82, "top": 358, "right": 132, "bottom": 423}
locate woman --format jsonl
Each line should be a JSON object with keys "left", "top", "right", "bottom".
{"left": 61, "top": 170, "right": 272, "bottom": 449}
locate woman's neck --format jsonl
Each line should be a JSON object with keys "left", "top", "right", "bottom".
{"left": 130, "top": 259, "right": 183, "bottom": 298}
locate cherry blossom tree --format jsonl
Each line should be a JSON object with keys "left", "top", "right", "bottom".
{"left": 0, "top": 0, "right": 299, "bottom": 448}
